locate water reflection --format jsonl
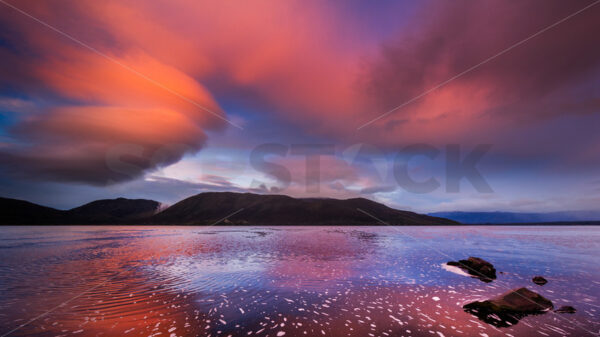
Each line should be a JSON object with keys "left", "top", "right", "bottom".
{"left": 0, "top": 226, "right": 598, "bottom": 336}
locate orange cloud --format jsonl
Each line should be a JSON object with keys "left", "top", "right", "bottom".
{"left": 0, "top": 2, "right": 232, "bottom": 183}
{"left": 0, "top": 0, "right": 367, "bottom": 184}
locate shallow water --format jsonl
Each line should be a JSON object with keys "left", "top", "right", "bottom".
{"left": 0, "top": 226, "right": 598, "bottom": 337}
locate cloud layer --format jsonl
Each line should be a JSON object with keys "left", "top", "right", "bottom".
{"left": 0, "top": 2, "right": 227, "bottom": 183}
{"left": 361, "top": 0, "right": 600, "bottom": 147}
{"left": 0, "top": 0, "right": 599, "bottom": 211}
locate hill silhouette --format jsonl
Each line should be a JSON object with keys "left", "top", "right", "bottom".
{"left": 0, "top": 192, "right": 458, "bottom": 226}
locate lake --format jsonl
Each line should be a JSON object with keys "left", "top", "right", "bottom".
{"left": 0, "top": 226, "right": 598, "bottom": 337}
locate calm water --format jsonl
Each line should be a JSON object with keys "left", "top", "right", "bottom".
{"left": 0, "top": 226, "right": 598, "bottom": 337}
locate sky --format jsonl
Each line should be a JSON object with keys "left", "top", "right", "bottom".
{"left": 0, "top": 0, "right": 599, "bottom": 213}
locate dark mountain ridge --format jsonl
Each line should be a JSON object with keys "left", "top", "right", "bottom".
{"left": 68, "top": 198, "right": 161, "bottom": 224}
{"left": 149, "top": 192, "right": 458, "bottom": 226}
{"left": 0, "top": 192, "right": 457, "bottom": 226}
{"left": 0, "top": 197, "right": 161, "bottom": 225}
{"left": 0, "top": 197, "right": 67, "bottom": 225}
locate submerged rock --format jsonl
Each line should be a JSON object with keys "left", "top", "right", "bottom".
{"left": 555, "top": 305, "right": 576, "bottom": 313}
{"left": 463, "top": 287, "right": 553, "bottom": 327}
{"left": 447, "top": 257, "right": 496, "bottom": 282}
{"left": 532, "top": 276, "right": 548, "bottom": 285}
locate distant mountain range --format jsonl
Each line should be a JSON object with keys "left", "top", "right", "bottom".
{"left": 428, "top": 211, "right": 600, "bottom": 224}
{"left": 0, "top": 192, "right": 457, "bottom": 226}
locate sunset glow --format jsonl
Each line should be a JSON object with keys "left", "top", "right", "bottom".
{"left": 0, "top": 0, "right": 599, "bottom": 211}
{"left": 1, "top": 2, "right": 600, "bottom": 337}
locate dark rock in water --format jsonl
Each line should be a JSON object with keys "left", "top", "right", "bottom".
{"left": 463, "top": 287, "right": 553, "bottom": 327}
{"left": 555, "top": 305, "right": 576, "bottom": 313}
{"left": 532, "top": 276, "right": 548, "bottom": 285}
{"left": 447, "top": 257, "right": 496, "bottom": 282}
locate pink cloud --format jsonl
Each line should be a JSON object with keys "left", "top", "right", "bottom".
{"left": 358, "top": 0, "right": 600, "bottom": 148}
